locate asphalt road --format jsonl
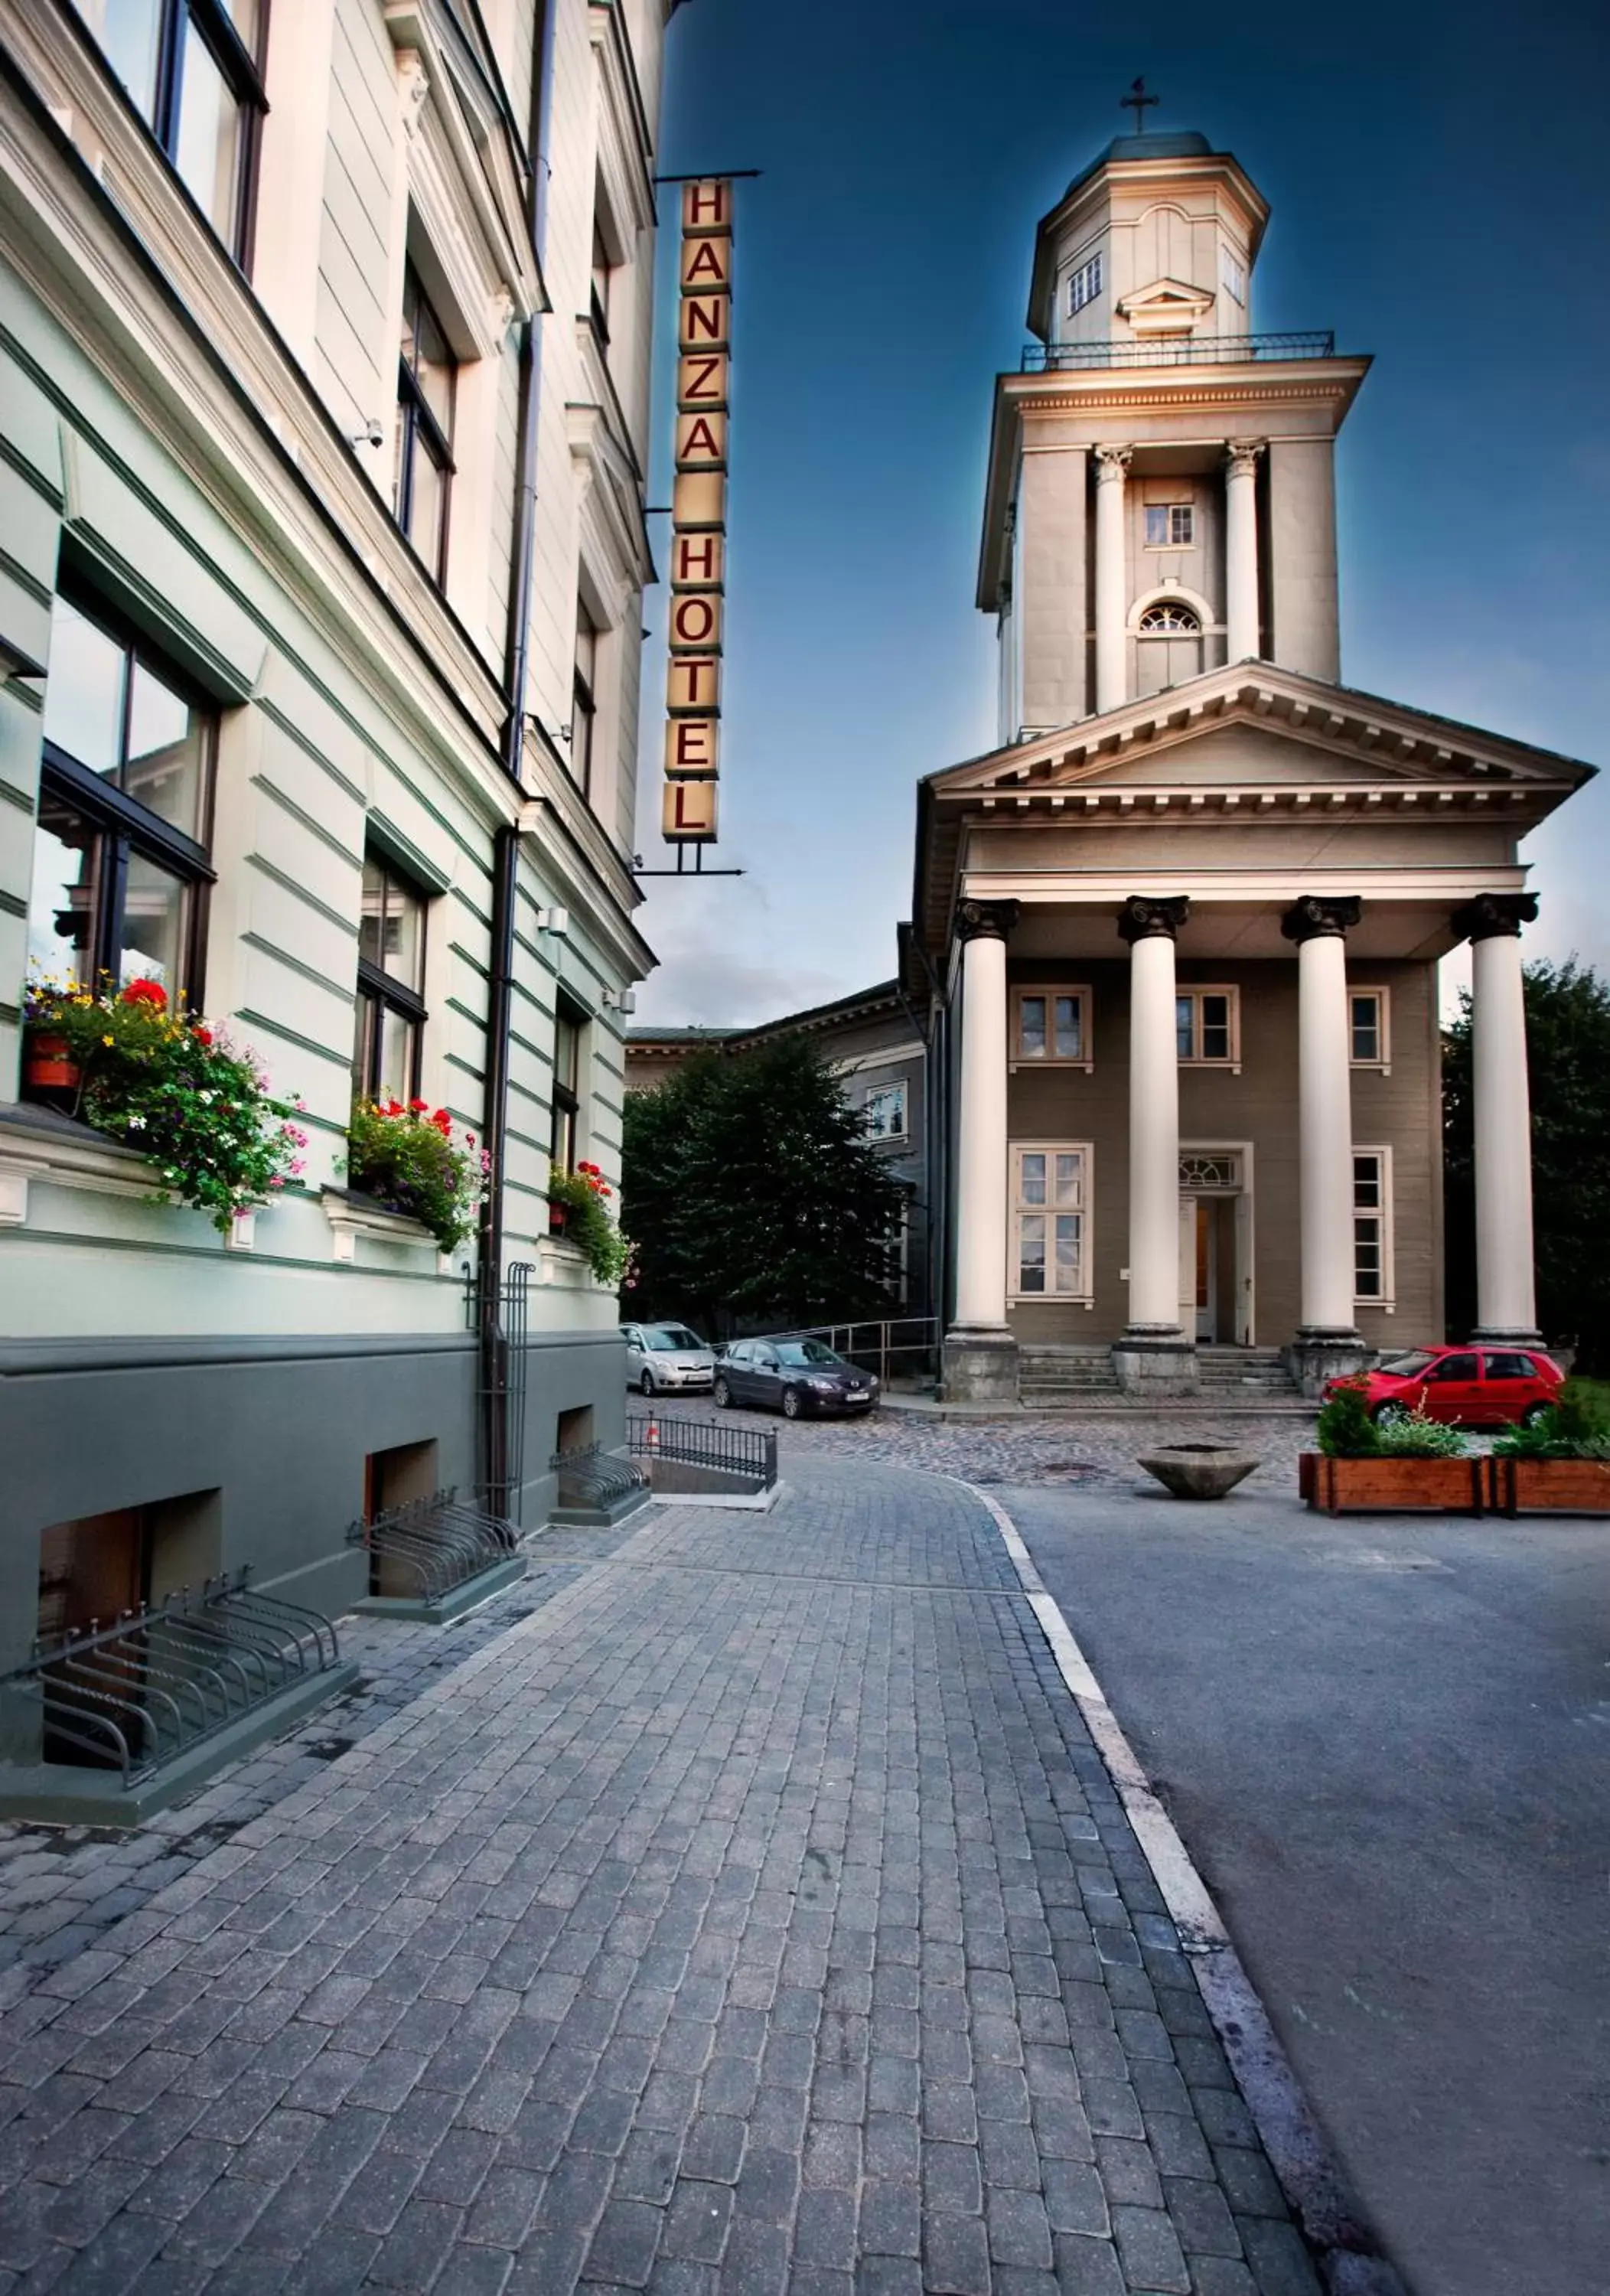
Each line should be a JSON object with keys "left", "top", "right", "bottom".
{"left": 1005, "top": 1479, "right": 1610, "bottom": 2296}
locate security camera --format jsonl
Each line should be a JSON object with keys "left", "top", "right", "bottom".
{"left": 350, "top": 419, "right": 383, "bottom": 449}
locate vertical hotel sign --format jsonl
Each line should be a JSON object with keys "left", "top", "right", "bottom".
{"left": 662, "top": 179, "right": 732, "bottom": 844}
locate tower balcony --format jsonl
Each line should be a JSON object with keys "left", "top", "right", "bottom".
{"left": 1022, "top": 331, "right": 1335, "bottom": 373}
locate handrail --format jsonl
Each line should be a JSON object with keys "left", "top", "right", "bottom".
{"left": 1022, "top": 330, "right": 1336, "bottom": 373}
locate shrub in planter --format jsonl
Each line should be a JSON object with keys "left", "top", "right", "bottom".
{"left": 22, "top": 974, "right": 305, "bottom": 1231}
{"left": 1490, "top": 1380, "right": 1610, "bottom": 1515}
{"left": 344, "top": 1099, "right": 487, "bottom": 1251}
{"left": 546, "top": 1161, "right": 631, "bottom": 1287}
{"left": 1315, "top": 1380, "right": 1381, "bottom": 1458}
{"left": 1306, "top": 1380, "right": 1481, "bottom": 1512}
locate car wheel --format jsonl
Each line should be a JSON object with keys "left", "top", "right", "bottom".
{"left": 1521, "top": 1401, "right": 1553, "bottom": 1428}
{"left": 781, "top": 1386, "right": 803, "bottom": 1421}
{"left": 639, "top": 1368, "right": 656, "bottom": 1397}
{"left": 713, "top": 1376, "right": 732, "bottom": 1410}
{"left": 1372, "top": 1402, "right": 1410, "bottom": 1427}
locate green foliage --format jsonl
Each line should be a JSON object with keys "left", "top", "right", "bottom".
{"left": 1374, "top": 1404, "right": 1468, "bottom": 1458}
{"left": 344, "top": 1098, "right": 486, "bottom": 1252}
{"left": 1315, "top": 1381, "right": 1381, "bottom": 1457}
{"left": 546, "top": 1161, "right": 631, "bottom": 1287}
{"left": 1444, "top": 960, "right": 1610, "bottom": 1371}
{"left": 1491, "top": 1378, "right": 1610, "bottom": 1459}
{"left": 24, "top": 974, "right": 302, "bottom": 1231}
{"left": 621, "top": 1036, "right": 908, "bottom": 1329}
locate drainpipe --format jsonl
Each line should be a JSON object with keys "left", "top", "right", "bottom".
{"left": 480, "top": 0, "right": 559, "bottom": 1512}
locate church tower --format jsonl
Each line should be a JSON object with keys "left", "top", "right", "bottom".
{"left": 979, "top": 129, "right": 1370, "bottom": 742}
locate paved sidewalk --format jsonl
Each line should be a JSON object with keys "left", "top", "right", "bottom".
{"left": 0, "top": 1464, "right": 1322, "bottom": 2295}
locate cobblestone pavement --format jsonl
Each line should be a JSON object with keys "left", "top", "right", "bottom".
{"left": 0, "top": 1462, "right": 1325, "bottom": 2295}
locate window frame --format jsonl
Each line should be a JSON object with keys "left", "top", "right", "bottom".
{"left": 104, "top": 0, "right": 270, "bottom": 266}
{"left": 1348, "top": 987, "right": 1391, "bottom": 1072}
{"left": 1011, "top": 985, "right": 1093, "bottom": 1074}
{"left": 1009, "top": 1140, "right": 1094, "bottom": 1306}
{"left": 1175, "top": 986, "right": 1241, "bottom": 1072}
{"left": 352, "top": 850, "right": 430, "bottom": 1105}
{"left": 572, "top": 603, "right": 598, "bottom": 804}
{"left": 1143, "top": 503, "right": 1195, "bottom": 550}
{"left": 31, "top": 590, "right": 217, "bottom": 1006}
{"left": 1352, "top": 1146, "right": 1396, "bottom": 1311}
{"left": 1221, "top": 248, "right": 1247, "bottom": 306}
{"left": 862, "top": 1079, "right": 908, "bottom": 1143}
{"left": 549, "top": 999, "right": 586, "bottom": 1172}
{"left": 1066, "top": 252, "right": 1103, "bottom": 316}
{"left": 395, "top": 262, "right": 458, "bottom": 585}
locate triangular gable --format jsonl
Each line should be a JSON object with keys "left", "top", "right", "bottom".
{"left": 1116, "top": 277, "right": 1216, "bottom": 334}
{"left": 927, "top": 664, "right": 1594, "bottom": 801}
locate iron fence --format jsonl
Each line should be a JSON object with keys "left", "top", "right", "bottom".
{"left": 470, "top": 1261, "right": 532, "bottom": 1524}
{"left": 626, "top": 1413, "right": 778, "bottom": 1489}
{"left": 347, "top": 1488, "right": 520, "bottom": 1603}
{"left": 1021, "top": 330, "right": 1335, "bottom": 373}
{"left": 550, "top": 1443, "right": 650, "bottom": 1513}
{"left": 6, "top": 1571, "right": 343, "bottom": 1786}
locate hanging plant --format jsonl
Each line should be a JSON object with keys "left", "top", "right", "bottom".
{"left": 344, "top": 1097, "right": 487, "bottom": 1252}
{"left": 546, "top": 1160, "right": 631, "bottom": 1287}
{"left": 22, "top": 974, "right": 305, "bottom": 1233}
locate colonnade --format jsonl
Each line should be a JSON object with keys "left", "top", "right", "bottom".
{"left": 1092, "top": 439, "right": 1266, "bottom": 715}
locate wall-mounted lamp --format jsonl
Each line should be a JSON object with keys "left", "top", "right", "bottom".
{"left": 535, "top": 906, "right": 569, "bottom": 934}
{"left": 601, "top": 987, "right": 637, "bottom": 1014}
{"left": 0, "top": 635, "right": 47, "bottom": 684}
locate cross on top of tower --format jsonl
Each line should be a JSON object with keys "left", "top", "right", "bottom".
{"left": 1120, "top": 77, "right": 1159, "bottom": 132}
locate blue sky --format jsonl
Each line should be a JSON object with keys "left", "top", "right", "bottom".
{"left": 631, "top": 0, "right": 1610, "bottom": 1023}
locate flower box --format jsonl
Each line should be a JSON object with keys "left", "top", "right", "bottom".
{"left": 1490, "top": 1456, "right": 1610, "bottom": 1516}
{"left": 1303, "top": 1454, "right": 1490, "bottom": 1515}
{"left": 22, "top": 1032, "right": 81, "bottom": 1099}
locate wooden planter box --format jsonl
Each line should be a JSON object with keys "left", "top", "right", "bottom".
{"left": 1303, "top": 1453, "right": 1490, "bottom": 1515}
{"left": 1491, "top": 1456, "right": 1610, "bottom": 1516}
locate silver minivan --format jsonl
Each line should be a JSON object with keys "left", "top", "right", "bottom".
{"left": 621, "top": 1321, "right": 717, "bottom": 1395}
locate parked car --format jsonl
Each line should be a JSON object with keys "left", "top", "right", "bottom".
{"left": 621, "top": 1322, "right": 716, "bottom": 1395}
{"left": 1325, "top": 1345, "right": 1564, "bottom": 1427}
{"left": 714, "top": 1336, "right": 880, "bottom": 1420}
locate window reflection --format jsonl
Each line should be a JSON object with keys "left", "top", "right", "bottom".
{"left": 119, "top": 850, "right": 189, "bottom": 996}
{"left": 41, "top": 600, "right": 126, "bottom": 781}
{"left": 28, "top": 795, "right": 101, "bottom": 980}
{"left": 174, "top": 26, "right": 244, "bottom": 247}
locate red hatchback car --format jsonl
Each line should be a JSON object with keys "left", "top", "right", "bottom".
{"left": 1326, "top": 1344, "right": 1564, "bottom": 1428}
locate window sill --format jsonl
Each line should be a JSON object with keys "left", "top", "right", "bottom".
{"left": 538, "top": 1236, "right": 606, "bottom": 1290}
{"left": 1009, "top": 1294, "right": 1096, "bottom": 1309}
{"left": 1, "top": 1101, "right": 161, "bottom": 1226}
{"left": 321, "top": 1186, "right": 436, "bottom": 1264}
{"left": 1009, "top": 1062, "right": 1094, "bottom": 1075}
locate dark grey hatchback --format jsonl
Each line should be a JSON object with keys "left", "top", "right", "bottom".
{"left": 713, "top": 1336, "right": 880, "bottom": 1420}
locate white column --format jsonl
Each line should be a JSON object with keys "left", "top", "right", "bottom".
{"left": 1224, "top": 439, "right": 1265, "bottom": 664}
{"left": 1464, "top": 899, "right": 1540, "bottom": 1336}
{"left": 1093, "top": 445, "right": 1132, "bottom": 714}
{"left": 1120, "top": 898, "right": 1188, "bottom": 1332}
{"left": 953, "top": 908, "right": 1014, "bottom": 1329}
{"left": 1284, "top": 898, "right": 1360, "bottom": 1334}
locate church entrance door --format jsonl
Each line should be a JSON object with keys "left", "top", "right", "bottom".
{"left": 1177, "top": 1147, "right": 1254, "bottom": 1345}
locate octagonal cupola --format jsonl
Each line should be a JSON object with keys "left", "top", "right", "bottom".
{"left": 1026, "top": 130, "right": 1270, "bottom": 352}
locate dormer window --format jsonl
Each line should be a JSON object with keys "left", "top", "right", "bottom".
{"left": 1067, "top": 253, "right": 1102, "bottom": 316}
{"left": 1144, "top": 504, "right": 1194, "bottom": 548}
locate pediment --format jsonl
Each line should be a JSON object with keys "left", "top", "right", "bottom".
{"left": 1116, "top": 276, "right": 1215, "bottom": 334}
{"left": 928, "top": 665, "right": 1594, "bottom": 804}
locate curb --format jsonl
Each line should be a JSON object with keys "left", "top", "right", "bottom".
{"left": 957, "top": 1475, "right": 1411, "bottom": 2296}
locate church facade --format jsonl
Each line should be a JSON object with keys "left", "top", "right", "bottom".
{"left": 910, "top": 130, "right": 1592, "bottom": 1401}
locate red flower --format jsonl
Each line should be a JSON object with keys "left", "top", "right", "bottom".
{"left": 409, "top": 1097, "right": 428, "bottom": 1114}
{"left": 430, "top": 1108, "right": 451, "bottom": 1133}
{"left": 383, "top": 1099, "right": 404, "bottom": 1117}
{"left": 121, "top": 978, "right": 168, "bottom": 1009}
{"left": 193, "top": 1026, "right": 213, "bottom": 1047}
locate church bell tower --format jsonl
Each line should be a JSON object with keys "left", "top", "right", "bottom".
{"left": 979, "top": 124, "right": 1370, "bottom": 743}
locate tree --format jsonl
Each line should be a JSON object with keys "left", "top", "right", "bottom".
{"left": 621, "top": 1036, "right": 907, "bottom": 1332}
{"left": 1443, "top": 957, "right": 1610, "bottom": 1369}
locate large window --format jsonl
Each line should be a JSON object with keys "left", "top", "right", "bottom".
{"left": 395, "top": 265, "right": 456, "bottom": 582}
{"left": 1354, "top": 1149, "right": 1393, "bottom": 1306}
{"left": 1011, "top": 1144, "right": 1091, "bottom": 1302}
{"left": 353, "top": 851, "right": 429, "bottom": 1103}
{"left": 550, "top": 1003, "right": 583, "bottom": 1171}
{"left": 86, "top": 0, "right": 267, "bottom": 260}
{"left": 28, "top": 594, "right": 214, "bottom": 1003}
{"left": 863, "top": 1080, "right": 908, "bottom": 1142}
{"left": 1144, "top": 504, "right": 1195, "bottom": 548}
{"left": 1176, "top": 988, "right": 1239, "bottom": 1067}
{"left": 1012, "top": 987, "right": 1092, "bottom": 1070}
{"left": 1349, "top": 990, "right": 1390, "bottom": 1069}
{"left": 572, "top": 605, "right": 598, "bottom": 802}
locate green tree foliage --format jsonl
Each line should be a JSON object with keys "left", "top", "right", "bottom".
{"left": 1444, "top": 958, "right": 1610, "bottom": 1370}
{"left": 621, "top": 1036, "right": 907, "bottom": 1331}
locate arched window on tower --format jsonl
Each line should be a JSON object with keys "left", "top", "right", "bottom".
{"left": 1135, "top": 598, "right": 1204, "bottom": 695}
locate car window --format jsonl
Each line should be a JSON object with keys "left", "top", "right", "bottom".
{"left": 755, "top": 1348, "right": 779, "bottom": 1368}
{"left": 645, "top": 1328, "right": 683, "bottom": 1352}
{"left": 1481, "top": 1352, "right": 1536, "bottom": 1381}
{"left": 726, "top": 1342, "right": 748, "bottom": 1364}
{"left": 621, "top": 1326, "right": 639, "bottom": 1345}
{"left": 776, "top": 1340, "right": 841, "bottom": 1367}
{"left": 654, "top": 1326, "right": 702, "bottom": 1351}
{"left": 1377, "top": 1351, "right": 1436, "bottom": 1378}
{"left": 1426, "top": 1353, "right": 1479, "bottom": 1382}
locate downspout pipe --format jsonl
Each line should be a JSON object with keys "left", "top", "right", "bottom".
{"left": 480, "top": 0, "right": 559, "bottom": 1508}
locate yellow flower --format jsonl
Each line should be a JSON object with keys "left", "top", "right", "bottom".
{"left": 102, "top": 1033, "right": 114, "bottom": 1046}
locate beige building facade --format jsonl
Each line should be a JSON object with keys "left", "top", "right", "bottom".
{"left": 914, "top": 131, "right": 1592, "bottom": 1401}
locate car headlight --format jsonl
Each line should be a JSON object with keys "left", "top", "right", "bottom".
{"left": 810, "top": 1377, "right": 837, "bottom": 1393}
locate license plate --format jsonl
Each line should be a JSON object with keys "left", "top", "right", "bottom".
{"left": 844, "top": 1391, "right": 870, "bottom": 1405}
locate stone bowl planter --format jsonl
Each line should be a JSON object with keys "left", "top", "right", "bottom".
{"left": 1138, "top": 1443, "right": 1262, "bottom": 1501}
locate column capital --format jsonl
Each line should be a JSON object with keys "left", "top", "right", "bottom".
{"left": 1118, "top": 894, "right": 1190, "bottom": 945}
{"left": 1281, "top": 895, "right": 1361, "bottom": 945}
{"left": 955, "top": 898, "right": 1019, "bottom": 946}
{"left": 1224, "top": 438, "right": 1267, "bottom": 480}
{"left": 1093, "top": 444, "right": 1133, "bottom": 483}
{"left": 1451, "top": 892, "right": 1538, "bottom": 944}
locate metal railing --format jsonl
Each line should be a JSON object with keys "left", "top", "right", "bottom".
{"left": 550, "top": 1443, "right": 650, "bottom": 1513}
{"left": 348, "top": 1488, "right": 520, "bottom": 1603}
{"left": 7, "top": 1571, "right": 342, "bottom": 1786}
{"left": 627, "top": 1413, "right": 778, "bottom": 1489}
{"left": 743, "top": 1316, "right": 940, "bottom": 1388}
{"left": 1021, "top": 330, "right": 1335, "bottom": 373}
